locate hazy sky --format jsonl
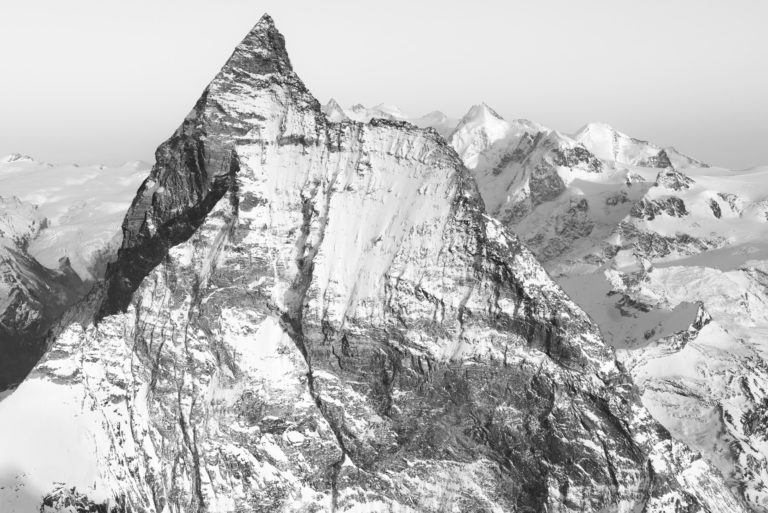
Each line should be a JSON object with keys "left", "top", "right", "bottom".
{"left": 1, "top": 0, "right": 766, "bottom": 168}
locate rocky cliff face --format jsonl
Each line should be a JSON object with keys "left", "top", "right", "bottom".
{"left": 0, "top": 15, "right": 746, "bottom": 513}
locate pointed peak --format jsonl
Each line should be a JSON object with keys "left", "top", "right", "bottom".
{"left": 322, "top": 98, "right": 348, "bottom": 122}
{"left": 454, "top": 103, "right": 507, "bottom": 133}
{"left": 224, "top": 13, "right": 293, "bottom": 76}
{"left": 325, "top": 97, "right": 342, "bottom": 108}
{"left": 256, "top": 13, "right": 276, "bottom": 29}
{"left": 465, "top": 102, "right": 504, "bottom": 121}
{"left": 575, "top": 122, "right": 617, "bottom": 137}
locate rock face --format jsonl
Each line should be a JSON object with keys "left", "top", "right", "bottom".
{"left": 0, "top": 15, "right": 745, "bottom": 513}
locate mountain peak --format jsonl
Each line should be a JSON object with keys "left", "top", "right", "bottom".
{"left": 321, "top": 97, "right": 348, "bottom": 122}
{"left": 574, "top": 121, "right": 619, "bottom": 138}
{"left": 463, "top": 102, "right": 503, "bottom": 123}
{"left": 324, "top": 97, "right": 341, "bottom": 109}
{"left": 224, "top": 13, "right": 293, "bottom": 77}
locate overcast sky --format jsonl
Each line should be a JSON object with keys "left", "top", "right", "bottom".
{"left": 0, "top": 0, "right": 766, "bottom": 168}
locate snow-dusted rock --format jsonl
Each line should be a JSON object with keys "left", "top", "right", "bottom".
{"left": 0, "top": 14, "right": 743, "bottom": 513}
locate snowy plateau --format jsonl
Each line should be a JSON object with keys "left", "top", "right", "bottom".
{"left": 0, "top": 13, "right": 766, "bottom": 513}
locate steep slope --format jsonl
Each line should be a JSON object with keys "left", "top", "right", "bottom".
{"left": 0, "top": 15, "right": 744, "bottom": 513}
{"left": 0, "top": 158, "right": 149, "bottom": 389}
{"left": 454, "top": 107, "right": 768, "bottom": 511}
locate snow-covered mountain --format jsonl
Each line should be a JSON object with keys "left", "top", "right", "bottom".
{"left": 0, "top": 156, "right": 149, "bottom": 388}
{"left": 321, "top": 99, "right": 458, "bottom": 138}
{"left": 450, "top": 106, "right": 768, "bottom": 511}
{"left": 573, "top": 122, "right": 709, "bottom": 169}
{"left": 0, "top": 15, "right": 745, "bottom": 513}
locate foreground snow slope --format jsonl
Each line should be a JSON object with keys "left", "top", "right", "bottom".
{"left": 0, "top": 15, "right": 743, "bottom": 513}
{"left": 0, "top": 156, "right": 149, "bottom": 389}
{"left": 452, "top": 106, "right": 768, "bottom": 511}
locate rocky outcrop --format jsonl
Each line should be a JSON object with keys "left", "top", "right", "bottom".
{"left": 656, "top": 168, "right": 695, "bottom": 191}
{"left": 630, "top": 197, "right": 689, "bottom": 220}
{"left": 0, "top": 14, "right": 745, "bottom": 513}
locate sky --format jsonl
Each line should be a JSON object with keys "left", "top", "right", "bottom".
{"left": 0, "top": 0, "right": 766, "bottom": 168}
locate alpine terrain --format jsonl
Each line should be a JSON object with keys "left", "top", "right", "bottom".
{"left": 0, "top": 155, "right": 149, "bottom": 389}
{"left": 0, "top": 13, "right": 757, "bottom": 513}
{"left": 447, "top": 104, "right": 768, "bottom": 512}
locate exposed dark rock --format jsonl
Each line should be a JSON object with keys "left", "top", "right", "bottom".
{"left": 655, "top": 168, "right": 694, "bottom": 191}
{"left": 709, "top": 198, "right": 722, "bottom": 218}
{"left": 631, "top": 197, "right": 689, "bottom": 220}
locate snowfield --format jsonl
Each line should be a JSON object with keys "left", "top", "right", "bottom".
{"left": 0, "top": 155, "right": 150, "bottom": 280}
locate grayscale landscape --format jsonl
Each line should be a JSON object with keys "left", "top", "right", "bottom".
{"left": 0, "top": 4, "right": 766, "bottom": 512}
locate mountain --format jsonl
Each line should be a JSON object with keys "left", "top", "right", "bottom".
{"left": 451, "top": 105, "right": 768, "bottom": 511}
{"left": 574, "top": 122, "right": 709, "bottom": 170}
{"left": 0, "top": 157, "right": 149, "bottom": 389}
{"left": 320, "top": 98, "right": 347, "bottom": 123}
{"left": 321, "top": 100, "right": 458, "bottom": 138}
{"left": 0, "top": 14, "right": 744, "bottom": 513}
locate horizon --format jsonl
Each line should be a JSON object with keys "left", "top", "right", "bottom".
{"left": 1, "top": 1, "right": 766, "bottom": 169}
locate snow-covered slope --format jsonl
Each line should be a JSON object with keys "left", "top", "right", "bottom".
{"left": 574, "top": 122, "right": 708, "bottom": 169}
{"left": 0, "top": 156, "right": 149, "bottom": 389}
{"left": 0, "top": 15, "right": 744, "bottom": 512}
{"left": 453, "top": 106, "right": 768, "bottom": 511}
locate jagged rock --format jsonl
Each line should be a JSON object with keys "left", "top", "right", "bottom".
{"left": 638, "top": 149, "right": 673, "bottom": 169}
{"left": 630, "top": 197, "right": 689, "bottom": 220}
{"left": 717, "top": 192, "right": 743, "bottom": 213}
{"left": 709, "top": 198, "right": 722, "bottom": 218}
{"left": 656, "top": 168, "right": 694, "bottom": 191}
{"left": 0, "top": 14, "right": 744, "bottom": 513}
